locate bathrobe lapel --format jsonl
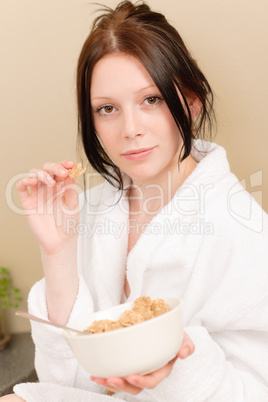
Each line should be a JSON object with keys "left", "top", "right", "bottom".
{"left": 91, "top": 182, "right": 172, "bottom": 306}
{"left": 89, "top": 183, "right": 129, "bottom": 310}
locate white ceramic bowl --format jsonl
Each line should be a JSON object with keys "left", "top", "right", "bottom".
{"left": 63, "top": 297, "right": 183, "bottom": 378}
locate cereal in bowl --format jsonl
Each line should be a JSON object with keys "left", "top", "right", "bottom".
{"left": 83, "top": 296, "right": 170, "bottom": 334}
{"left": 85, "top": 319, "right": 123, "bottom": 334}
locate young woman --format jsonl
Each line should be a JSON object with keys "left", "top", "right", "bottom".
{"left": 3, "top": 1, "right": 267, "bottom": 401}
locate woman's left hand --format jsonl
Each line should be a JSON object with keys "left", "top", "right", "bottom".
{"left": 91, "top": 330, "right": 194, "bottom": 395}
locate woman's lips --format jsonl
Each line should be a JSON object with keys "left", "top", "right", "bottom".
{"left": 122, "top": 147, "right": 156, "bottom": 161}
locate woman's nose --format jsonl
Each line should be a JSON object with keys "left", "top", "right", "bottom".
{"left": 121, "top": 108, "right": 144, "bottom": 139}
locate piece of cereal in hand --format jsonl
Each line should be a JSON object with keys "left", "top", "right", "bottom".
{"left": 68, "top": 163, "right": 87, "bottom": 179}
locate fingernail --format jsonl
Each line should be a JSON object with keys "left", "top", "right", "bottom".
{"left": 59, "top": 168, "right": 67, "bottom": 174}
{"left": 47, "top": 176, "right": 54, "bottom": 182}
{"left": 107, "top": 382, "right": 119, "bottom": 389}
{"left": 181, "top": 346, "right": 191, "bottom": 358}
{"left": 127, "top": 378, "right": 138, "bottom": 386}
{"left": 66, "top": 160, "right": 73, "bottom": 166}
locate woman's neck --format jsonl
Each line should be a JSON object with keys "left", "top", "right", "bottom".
{"left": 128, "top": 155, "right": 197, "bottom": 216}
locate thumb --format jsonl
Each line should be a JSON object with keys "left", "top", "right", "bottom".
{"left": 177, "top": 330, "right": 195, "bottom": 359}
{"left": 62, "top": 180, "right": 79, "bottom": 212}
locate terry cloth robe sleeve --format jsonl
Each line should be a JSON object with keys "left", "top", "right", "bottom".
{"left": 25, "top": 275, "right": 97, "bottom": 387}
{"left": 15, "top": 275, "right": 113, "bottom": 398}
{"left": 14, "top": 184, "right": 125, "bottom": 399}
{"left": 14, "top": 382, "right": 124, "bottom": 402}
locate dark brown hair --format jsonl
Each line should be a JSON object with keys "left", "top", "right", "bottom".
{"left": 77, "top": 0, "right": 215, "bottom": 189}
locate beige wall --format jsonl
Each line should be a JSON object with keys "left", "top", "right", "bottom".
{"left": 1, "top": 0, "right": 267, "bottom": 333}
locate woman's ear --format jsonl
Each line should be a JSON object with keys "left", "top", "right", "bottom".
{"left": 187, "top": 94, "right": 202, "bottom": 118}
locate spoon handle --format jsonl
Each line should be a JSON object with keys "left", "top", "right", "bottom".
{"left": 16, "top": 311, "right": 86, "bottom": 335}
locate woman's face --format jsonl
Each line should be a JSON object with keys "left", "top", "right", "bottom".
{"left": 90, "top": 53, "right": 183, "bottom": 185}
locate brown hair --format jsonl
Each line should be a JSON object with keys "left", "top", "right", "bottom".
{"left": 77, "top": 0, "right": 215, "bottom": 189}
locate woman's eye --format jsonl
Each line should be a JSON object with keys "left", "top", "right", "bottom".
{"left": 144, "top": 96, "right": 162, "bottom": 106}
{"left": 96, "top": 105, "right": 115, "bottom": 116}
{"left": 103, "top": 106, "right": 114, "bottom": 113}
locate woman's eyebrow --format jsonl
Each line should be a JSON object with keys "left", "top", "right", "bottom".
{"left": 91, "top": 95, "right": 113, "bottom": 101}
{"left": 91, "top": 84, "right": 158, "bottom": 101}
{"left": 134, "top": 84, "right": 157, "bottom": 94}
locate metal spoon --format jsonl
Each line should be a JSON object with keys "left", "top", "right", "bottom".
{"left": 16, "top": 311, "right": 88, "bottom": 335}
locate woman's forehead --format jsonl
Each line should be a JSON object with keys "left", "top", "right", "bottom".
{"left": 90, "top": 53, "right": 157, "bottom": 99}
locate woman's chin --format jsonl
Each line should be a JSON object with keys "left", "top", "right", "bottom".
{"left": 127, "top": 172, "right": 155, "bottom": 187}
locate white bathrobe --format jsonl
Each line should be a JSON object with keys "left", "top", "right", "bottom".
{"left": 14, "top": 141, "right": 268, "bottom": 401}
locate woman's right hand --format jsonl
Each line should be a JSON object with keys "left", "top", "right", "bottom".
{"left": 16, "top": 159, "right": 79, "bottom": 256}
